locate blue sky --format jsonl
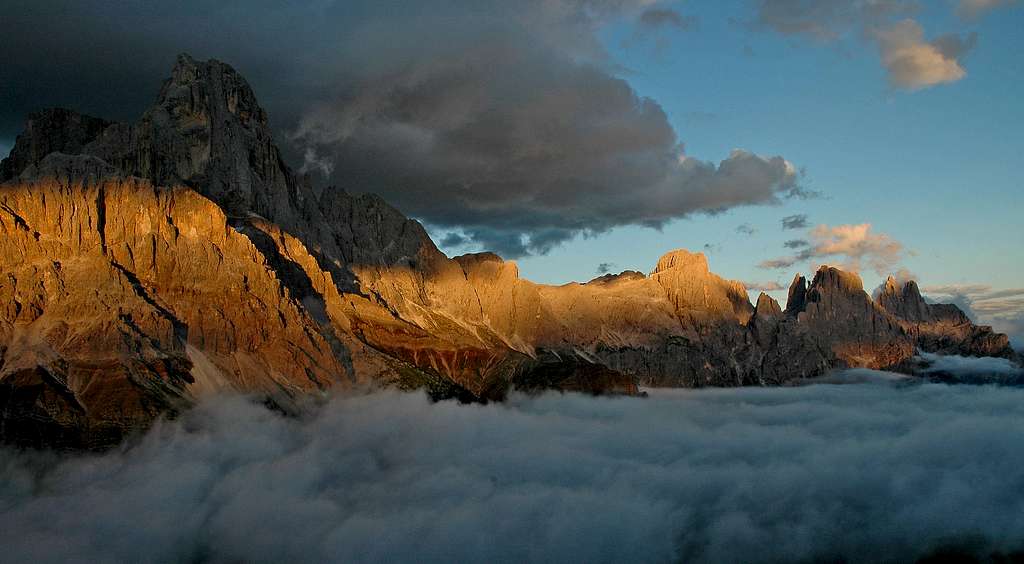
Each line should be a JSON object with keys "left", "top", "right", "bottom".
{"left": 490, "top": 1, "right": 1022, "bottom": 318}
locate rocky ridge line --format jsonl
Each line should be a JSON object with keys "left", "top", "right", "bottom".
{"left": 0, "top": 54, "right": 1015, "bottom": 448}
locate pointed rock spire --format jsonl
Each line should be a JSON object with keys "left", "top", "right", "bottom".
{"left": 878, "top": 275, "right": 933, "bottom": 322}
{"left": 754, "top": 292, "right": 782, "bottom": 319}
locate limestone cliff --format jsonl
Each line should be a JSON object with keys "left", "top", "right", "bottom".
{"left": 878, "top": 276, "right": 1012, "bottom": 358}
{"left": 0, "top": 174, "right": 390, "bottom": 448}
{"left": 0, "top": 54, "right": 1014, "bottom": 448}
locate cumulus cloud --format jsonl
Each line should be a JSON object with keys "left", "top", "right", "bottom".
{"left": 294, "top": 61, "right": 802, "bottom": 257}
{"left": 874, "top": 20, "right": 976, "bottom": 90}
{"left": 4, "top": 381, "right": 1024, "bottom": 563}
{"left": 957, "top": 0, "right": 1021, "bottom": 20}
{"left": 781, "top": 213, "right": 809, "bottom": 230}
{"left": 759, "top": 223, "right": 905, "bottom": 275}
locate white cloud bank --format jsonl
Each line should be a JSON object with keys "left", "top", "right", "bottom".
{"left": 917, "top": 351, "right": 1024, "bottom": 384}
{"left": 4, "top": 377, "right": 1024, "bottom": 563}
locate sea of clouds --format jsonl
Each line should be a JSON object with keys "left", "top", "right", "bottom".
{"left": 2, "top": 361, "right": 1024, "bottom": 563}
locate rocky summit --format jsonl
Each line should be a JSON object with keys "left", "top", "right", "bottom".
{"left": 0, "top": 55, "right": 1014, "bottom": 448}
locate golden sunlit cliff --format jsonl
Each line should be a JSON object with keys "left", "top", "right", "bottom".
{"left": 0, "top": 55, "right": 1013, "bottom": 448}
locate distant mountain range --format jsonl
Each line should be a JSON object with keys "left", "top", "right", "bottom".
{"left": 0, "top": 55, "right": 1014, "bottom": 449}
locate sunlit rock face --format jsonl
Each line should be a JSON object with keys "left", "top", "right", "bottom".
{"left": 785, "top": 267, "right": 913, "bottom": 370}
{"left": 0, "top": 175, "right": 406, "bottom": 448}
{"left": 651, "top": 249, "right": 754, "bottom": 323}
{"left": 878, "top": 276, "right": 1013, "bottom": 358}
{"left": 0, "top": 54, "right": 1013, "bottom": 448}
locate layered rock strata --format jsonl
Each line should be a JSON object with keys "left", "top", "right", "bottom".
{"left": 0, "top": 54, "right": 1013, "bottom": 447}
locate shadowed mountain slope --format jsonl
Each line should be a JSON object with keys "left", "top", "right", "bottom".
{"left": 0, "top": 54, "right": 1013, "bottom": 448}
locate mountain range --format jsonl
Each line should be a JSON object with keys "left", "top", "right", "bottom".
{"left": 0, "top": 54, "right": 1014, "bottom": 449}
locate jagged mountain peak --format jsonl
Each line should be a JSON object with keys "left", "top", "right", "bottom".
{"left": 158, "top": 52, "right": 269, "bottom": 129}
{"left": 1, "top": 51, "right": 1015, "bottom": 449}
{"left": 882, "top": 274, "right": 900, "bottom": 294}
{"left": 878, "top": 276, "right": 932, "bottom": 322}
{"left": 810, "top": 265, "right": 864, "bottom": 294}
{"left": 586, "top": 270, "right": 647, "bottom": 285}
{"left": 785, "top": 273, "right": 808, "bottom": 316}
{"left": 0, "top": 109, "right": 114, "bottom": 182}
{"left": 1, "top": 52, "right": 300, "bottom": 219}
{"left": 754, "top": 292, "right": 782, "bottom": 318}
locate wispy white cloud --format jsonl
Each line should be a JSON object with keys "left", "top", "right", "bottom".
{"left": 748, "top": 1, "right": 980, "bottom": 91}
{"left": 956, "top": 0, "right": 1021, "bottom": 20}
{"left": 758, "top": 223, "right": 905, "bottom": 275}
{"left": 744, "top": 280, "right": 785, "bottom": 291}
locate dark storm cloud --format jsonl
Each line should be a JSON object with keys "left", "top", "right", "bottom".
{"left": 0, "top": 0, "right": 804, "bottom": 259}
{"left": 291, "top": 53, "right": 802, "bottom": 257}
{"left": 4, "top": 375, "right": 1024, "bottom": 563}
{"left": 781, "top": 213, "right": 809, "bottom": 229}
{"left": 596, "top": 262, "right": 616, "bottom": 274}
{"left": 439, "top": 232, "right": 468, "bottom": 248}
{"left": 784, "top": 238, "right": 810, "bottom": 248}
{"left": 0, "top": 1, "right": 333, "bottom": 136}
